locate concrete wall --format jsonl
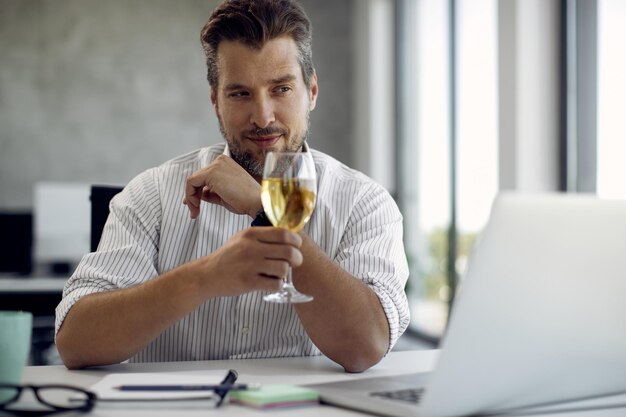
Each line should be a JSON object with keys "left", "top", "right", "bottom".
{"left": 0, "top": 0, "right": 353, "bottom": 209}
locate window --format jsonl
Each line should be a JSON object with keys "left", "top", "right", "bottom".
{"left": 397, "top": 0, "right": 622, "bottom": 342}
{"left": 456, "top": 0, "right": 498, "bottom": 288}
{"left": 397, "top": 0, "right": 498, "bottom": 339}
{"left": 564, "top": 0, "right": 625, "bottom": 197}
{"left": 398, "top": 0, "right": 451, "bottom": 338}
{"left": 597, "top": 0, "right": 626, "bottom": 199}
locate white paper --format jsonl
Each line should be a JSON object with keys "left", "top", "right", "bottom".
{"left": 89, "top": 372, "right": 224, "bottom": 402}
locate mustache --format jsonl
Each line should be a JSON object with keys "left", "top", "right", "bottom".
{"left": 246, "top": 126, "right": 288, "bottom": 138}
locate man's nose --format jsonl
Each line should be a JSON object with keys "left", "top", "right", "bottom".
{"left": 250, "top": 96, "right": 275, "bottom": 129}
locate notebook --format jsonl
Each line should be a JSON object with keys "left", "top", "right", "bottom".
{"left": 308, "top": 192, "right": 626, "bottom": 417}
{"left": 86, "top": 373, "right": 220, "bottom": 408}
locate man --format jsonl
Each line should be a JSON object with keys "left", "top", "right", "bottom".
{"left": 55, "top": 0, "right": 409, "bottom": 373}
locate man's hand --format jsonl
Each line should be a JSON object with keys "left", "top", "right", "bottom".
{"left": 183, "top": 155, "right": 262, "bottom": 219}
{"left": 56, "top": 226, "right": 303, "bottom": 369}
{"left": 193, "top": 227, "right": 303, "bottom": 297}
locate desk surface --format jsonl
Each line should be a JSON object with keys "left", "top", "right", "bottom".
{"left": 0, "top": 276, "right": 67, "bottom": 293}
{"left": 0, "top": 277, "right": 66, "bottom": 319}
{"left": 20, "top": 350, "right": 626, "bottom": 417}
{"left": 21, "top": 350, "right": 437, "bottom": 417}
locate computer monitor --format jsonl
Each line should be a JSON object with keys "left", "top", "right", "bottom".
{"left": 33, "top": 182, "right": 90, "bottom": 273}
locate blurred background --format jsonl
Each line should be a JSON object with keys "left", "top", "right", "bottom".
{"left": 1, "top": 0, "right": 624, "bottom": 362}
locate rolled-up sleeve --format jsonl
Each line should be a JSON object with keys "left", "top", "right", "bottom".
{"left": 334, "top": 182, "right": 410, "bottom": 352}
{"left": 55, "top": 169, "right": 162, "bottom": 337}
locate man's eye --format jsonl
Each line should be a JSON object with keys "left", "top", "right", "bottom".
{"left": 275, "top": 86, "right": 292, "bottom": 94}
{"left": 228, "top": 91, "right": 249, "bottom": 98}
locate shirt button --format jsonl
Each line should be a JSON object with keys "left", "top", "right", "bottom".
{"left": 241, "top": 327, "right": 250, "bottom": 335}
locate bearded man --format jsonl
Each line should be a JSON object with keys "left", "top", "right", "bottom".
{"left": 56, "top": 0, "right": 409, "bottom": 373}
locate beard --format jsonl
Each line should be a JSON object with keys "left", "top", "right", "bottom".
{"left": 218, "top": 114, "right": 311, "bottom": 178}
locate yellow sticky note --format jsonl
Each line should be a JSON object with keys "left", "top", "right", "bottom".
{"left": 229, "top": 384, "right": 319, "bottom": 409}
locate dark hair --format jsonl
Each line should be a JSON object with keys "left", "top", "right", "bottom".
{"left": 200, "top": 0, "right": 314, "bottom": 91}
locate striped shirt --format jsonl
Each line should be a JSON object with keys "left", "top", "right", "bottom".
{"left": 55, "top": 143, "right": 410, "bottom": 362}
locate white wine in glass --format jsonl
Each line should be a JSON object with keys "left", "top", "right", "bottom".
{"left": 260, "top": 151, "right": 316, "bottom": 303}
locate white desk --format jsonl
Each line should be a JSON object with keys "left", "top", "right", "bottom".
{"left": 0, "top": 276, "right": 65, "bottom": 317}
{"left": 19, "top": 350, "right": 626, "bottom": 417}
{"left": 0, "top": 276, "right": 67, "bottom": 293}
{"left": 20, "top": 350, "right": 436, "bottom": 416}
{"left": 0, "top": 276, "right": 67, "bottom": 294}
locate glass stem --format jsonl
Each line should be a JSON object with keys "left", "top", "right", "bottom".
{"left": 284, "top": 266, "right": 294, "bottom": 288}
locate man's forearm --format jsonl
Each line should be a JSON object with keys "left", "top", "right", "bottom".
{"left": 56, "top": 227, "right": 303, "bottom": 369}
{"left": 293, "top": 235, "right": 391, "bottom": 373}
{"left": 56, "top": 262, "right": 207, "bottom": 369}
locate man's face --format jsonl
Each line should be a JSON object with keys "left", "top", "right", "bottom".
{"left": 211, "top": 36, "right": 318, "bottom": 178}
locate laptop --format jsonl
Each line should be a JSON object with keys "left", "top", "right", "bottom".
{"left": 308, "top": 192, "right": 626, "bottom": 417}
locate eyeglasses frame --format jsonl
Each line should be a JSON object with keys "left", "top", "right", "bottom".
{"left": 0, "top": 384, "right": 96, "bottom": 412}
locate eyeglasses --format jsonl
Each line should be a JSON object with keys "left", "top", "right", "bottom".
{"left": 0, "top": 384, "right": 96, "bottom": 415}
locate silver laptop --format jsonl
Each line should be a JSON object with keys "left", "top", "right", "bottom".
{"left": 309, "top": 192, "right": 626, "bottom": 417}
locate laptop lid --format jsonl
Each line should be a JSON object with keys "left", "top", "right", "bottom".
{"left": 311, "top": 193, "right": 626, "bottom": 417}
{"left": 420, "top": 192, "right": 626, "bottom": 416}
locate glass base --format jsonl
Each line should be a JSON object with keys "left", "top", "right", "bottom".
{"left": 263, "top": 285, "right": 313, "bottom": 303}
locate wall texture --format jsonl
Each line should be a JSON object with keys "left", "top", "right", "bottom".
{"left": 0, "top": 0, "right": 353, "bottom": 209}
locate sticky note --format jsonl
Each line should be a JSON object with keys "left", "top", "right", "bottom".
{"left": 229, "top": 384, "right": 319, "bottom": 409}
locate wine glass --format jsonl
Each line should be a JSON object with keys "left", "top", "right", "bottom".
{"left": 260, "top": 151, "right": 317, "bottom": 303}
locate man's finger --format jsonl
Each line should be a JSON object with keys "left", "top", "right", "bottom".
{"left": 258, "top": 259, "right": 290, "bottom": 280}
{"left": 184, "top": 173, "right": 208, "bottom": 203}
{"left": 184, "top": 173, "right": 211, "bottom": 218}
{"left": 262, "top": 245, "right": 303, "bottom": 268}
{"left": 248, "top": 227, "right": 303, "bottom": 247}
{"left": 257, "top": 274, "right": 283, "bottom": 292}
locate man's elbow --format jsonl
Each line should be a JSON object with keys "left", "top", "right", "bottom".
{"left": 339, "top": 339, "right": 388, "bottom": 373}
{"left": 61, "top": 356, "right": 87, "bottom": 371}
{"left": 341, "top": 352, "right": 385, "bottom": 373}
{"left": 56, "top": 323, "right": 107, "bottom": 370}
{"left": 56, "top": 331, "right": 88, "bottom": 370}
{"left": 57, "top": 339, "right": 119, "bottom": 370}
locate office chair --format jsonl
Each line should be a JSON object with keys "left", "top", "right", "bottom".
{"left": 0, "top": 212, "right": 54, "bottom": 364}
{"left": 0, "top": 212, "right": 33, "bottom": 275}
{"left": 90, "top": 185, "right": 124, "bottom": 252}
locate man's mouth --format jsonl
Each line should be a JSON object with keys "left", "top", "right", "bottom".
{"left": 249, "top": 135, "right": 282, "bottom": 148}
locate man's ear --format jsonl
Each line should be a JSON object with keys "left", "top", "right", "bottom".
{"left": 210, "top": 88, "right": 220, "bottom": 116}
{"left": 309, "top": 70, "right": 318, "bottom": 111}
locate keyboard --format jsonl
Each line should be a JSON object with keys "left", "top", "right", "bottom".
{"left": 370, "top": 387, "right": 425, "bottom": 404}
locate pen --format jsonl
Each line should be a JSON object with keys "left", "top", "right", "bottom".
{"left": 215, "top": 369, "right": 239, "bottom": 407}
{"left": 114, "top": 383, "right": 258, "bottom": 392}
